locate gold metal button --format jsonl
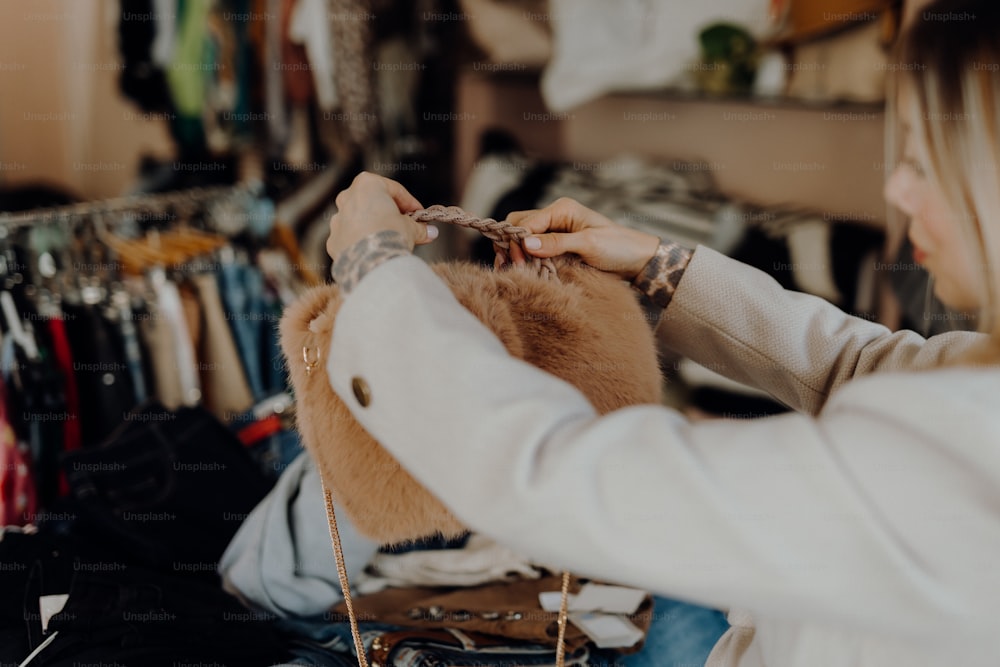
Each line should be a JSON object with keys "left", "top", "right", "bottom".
{"left": 351, "top": 376, "right": 371, "bottom": 407}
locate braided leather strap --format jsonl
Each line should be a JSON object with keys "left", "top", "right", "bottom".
{"left": 409, "top": 205, "right": 559, "bottom": 281}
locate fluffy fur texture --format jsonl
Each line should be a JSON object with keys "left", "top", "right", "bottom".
{"left": 280, "top": 256, "right": 664, "bottom": 544}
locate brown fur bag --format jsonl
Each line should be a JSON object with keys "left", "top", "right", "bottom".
{"left": 280, "top": 256, "right": 664, "bottom": 544}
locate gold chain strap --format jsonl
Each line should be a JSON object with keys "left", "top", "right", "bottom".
{"left": 322, "top": 484, "right": 370, "bottom": 667}
{"left": 556, "top": 570, "right": 571, "bottom": 666}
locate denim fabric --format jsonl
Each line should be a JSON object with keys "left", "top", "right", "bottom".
{"left": 271, "top": 616, "right": 593, "bottom": 667}
{"left": 259, "top": 427, "right": 304, "bottom": 479}
{"left": 218, "top": 261, "right": 268, "bottom": 401}
{"left": 619, "top": 596, "right": 729, "bottom": 667}
{"left": 272, "top": 600, "right": 722, "bottom": 667}
{"left": 115, "top": 300, "right": 150, "bottom": 404}
{"left": 261, "top": 286, "right": 286, "bottom": 395}
{"left": 272, "top": 617, "right": 401, "bottom": 667}
{"left": 228, "top": 405, "right": 304, "bottom": 481}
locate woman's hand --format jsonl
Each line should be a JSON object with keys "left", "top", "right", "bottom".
{"left": 326, "top": 172, "right": 438, "bottom": 261}
{"left": 500, "top": 198, "right": 660, "bottom": 281}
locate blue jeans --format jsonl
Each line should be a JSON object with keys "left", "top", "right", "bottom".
{"left": 262, "top": 286, "right": 288, "bottom": 395}
{"left": 271, "top": 598, "right": 727, "bottom": 667}
{"left": 619, "top": 596, "right": 729, "bottom": 667}
{"left": 217, "top": 261, "right": 268, "bottom": 401}
{"left": 271, "top": 617, "right": 401, "bottom": 666}
{"left": 227, "top": 406, "right": 305, "bottom": 482}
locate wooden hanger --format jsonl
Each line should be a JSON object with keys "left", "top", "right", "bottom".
{"left": 97, "top": 215, "right": 229, "bottom": 275}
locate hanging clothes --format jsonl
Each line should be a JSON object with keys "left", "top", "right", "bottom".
{"left": 188, "top": 272, "right": 255, "bottom": 420}
{"left": 138, "top": 298, "right": 188, "bottom": 410}
{"left": 166, "top": 0, "right": 214, "bottom": 148}
{"left": 290, "top": 0, "right": 338, "bottom": 111}
{"left": 151, "top": 270, "right": 203, "bottom": 406}
{"left": 264, "top": 0, "right": 289, "bottom": 153}
{"left": 1, "top": 316, "right": 69, "bottom": 508}
{"left": 61, "top": 302, "right": 138, "bottom": 446}
{"left": 0, "top": 186, "right": 307, "bottom": 520}
{"left": 45, "top": 315, "right": 82, "bottom": 496}
{"left": 217, "top": 255, "right": 268, "bottom": 401}
{"left": 151, "top": 0, "right": 178, "bottom": 67}
{"left": 119, "top": 0, "right": 176, "bottom": 113}
{"left": 0, "top": 377, "right": 36, "bottom": 526}
{"left": 329, "top": 0, "right": 379, "bottom": 146}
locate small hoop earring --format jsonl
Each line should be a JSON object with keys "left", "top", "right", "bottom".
{"left": 303, "top": 346, "right": 321, "bottom": 376}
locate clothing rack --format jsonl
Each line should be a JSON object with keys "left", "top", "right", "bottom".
{"left": 0, "top": 186, "right": 244, "bottom": 232}
{"left": 0, "top": 183, "right": 315, "bottom": 526}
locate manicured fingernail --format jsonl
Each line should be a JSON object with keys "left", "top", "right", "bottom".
{"left": 426, "top": 225, "right": 439, "bottom": 240}
{"left": 524, "top": 236, "right": 541, "bottom": 250}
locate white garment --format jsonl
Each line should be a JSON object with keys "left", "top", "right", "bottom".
{"left": 151, "top": 0, "right": 177, "bottom": 67}
{"left": 326, "top": 247, "right": 999, "bottom": 666}
{"left": 289, "top": 0, "right": 339, "bottom": 111}
{"left": 459, "top": 154, "right": 531, "bottom": 216}
{"left": 150, "top": 270, "right": 201, "bottom": 406}
{"left": 355, "top": 534, "right": 543, "bottom": 594}
{"left": 219, "top": 453, "right": 379, "bottom": 617}
{"left": 785, "top": 219, "right": 842, "bottom": 304}
{"left": 542, "top": 0, "right": 773, "bottom": 111}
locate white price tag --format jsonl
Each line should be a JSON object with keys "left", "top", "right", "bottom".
{"left": 38, "top": 594, "right": 69, "bottom": 633}
{"left": 569, "top": 612, "right": 644, "bottom": 649}
{"left": 539, "top": 591, "right": 578, "bottom": 612}
{"left": 571, "top": 583, "right": 646, "bottom": 614}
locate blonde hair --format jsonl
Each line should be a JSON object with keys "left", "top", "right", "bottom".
{"left": 889, "top": 0, "right": 1000, "bottom": 362}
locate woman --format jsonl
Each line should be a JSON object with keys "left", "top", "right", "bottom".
{"left": 323, "top": 1, "right": 1000, "bottom": 664}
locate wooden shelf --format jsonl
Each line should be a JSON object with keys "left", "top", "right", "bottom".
{"left": 456, "top": 65, "right": 885, "bottom": 113}
{"left": 453, "top": 69, "right": 887, "bottom": 226}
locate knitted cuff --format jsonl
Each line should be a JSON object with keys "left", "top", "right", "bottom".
{"left": 631, "top": 241, "right": 693, "bottom": 310}
{"left": 332, "top": 230, "right": 411, "bottom": 294}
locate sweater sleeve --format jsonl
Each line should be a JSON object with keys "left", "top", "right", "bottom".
{"left": 653, "top": 245, "right": 984, "bottom": 415}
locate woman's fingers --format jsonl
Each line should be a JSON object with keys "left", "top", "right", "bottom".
{"left": 413, "top": 223, "right": 439, "bottom": 245}
{"left": 520, "top": 230, "right": 591, "bottom": 259}
{"left": 508, "top": 241, "right": 528, "bottom": 265}
{"left": 504, "top": 209, "right": 538, "bottom": 228}
{"left": 347, "top": 171, "right": 424, "bottom": 213}
{"left": 515, "top": 198, "right": 609, "bottom": 235}
{"left": 327, "top": 172, "right": 430, "bottom": 259}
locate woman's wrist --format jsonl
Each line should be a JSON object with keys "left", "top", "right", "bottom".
{"left": 331, "top": 230, "right": 411, "bottom": 293}
{"left": 631, "top": 240, "right": 693, "bottom": 310}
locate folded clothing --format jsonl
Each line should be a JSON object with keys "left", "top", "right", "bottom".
{"left": 541, "top": 0, "right": 772, "bottom": 111}
{"left": 357, "top": 533, "right": 543, "bottom": 594}
{"left": 219, "top": 452, "right": 379, "bottom": 618}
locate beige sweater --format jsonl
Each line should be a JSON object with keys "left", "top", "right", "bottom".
{"left": 327, "top": 246, "right": 1000, "bottom": 667}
